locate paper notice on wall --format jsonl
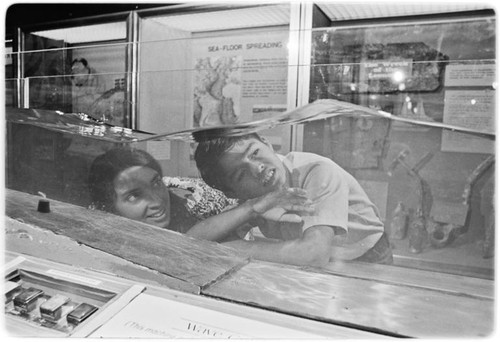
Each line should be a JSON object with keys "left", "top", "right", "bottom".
{"left": 441, "top": 90, "right": 495, "bottom": 153}
{"left": 91, "top": 293, "right": 326, "bottom": 339}
{"left": 192, "top": 31, "right": 289, "bottom": 128}
{"left": 444, "top": 64, "right": 496, "bottom": 87}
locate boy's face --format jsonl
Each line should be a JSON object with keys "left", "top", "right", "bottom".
{"left": 217, "top": 138, "right": 287, "bottom": 200}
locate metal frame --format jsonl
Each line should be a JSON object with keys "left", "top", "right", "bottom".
{"left": 126, "top": 11, "right": 140, "bottom": 129}
{"left": 289, "top": 2, "right": 313, "bottom": 151}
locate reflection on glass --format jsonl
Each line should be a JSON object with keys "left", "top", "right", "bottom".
{"left": 22, "top": 26, "right": 129, "bottom": 126}
{"left": 70, "top": 58, "right": 106, "bottom": 114}
{"left": 24, "top": 44, "right": 71, "bottom": 112}
{"left": 5, "top": 80, "right": 16, "bottom": 108}
{"left": 305, "top": 15, "right": 495, "bottom": 278}
{"left": 5, "top": 44, "right": 14, "bottom": 76}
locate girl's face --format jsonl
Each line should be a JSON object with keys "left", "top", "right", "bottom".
{"left": 113, "top": 166, "right": 171, "bottom": 228}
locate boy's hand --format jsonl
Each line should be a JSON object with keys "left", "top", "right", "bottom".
{"left": 250, "top": 188, "right": 315, "bottom": 223}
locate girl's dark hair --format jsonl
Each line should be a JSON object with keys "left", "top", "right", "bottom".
{"left": 194, "top": 133, "right": 262, "bottom": 193}
{"left": 88, "top": 147, "right": 163, "bottom": 212}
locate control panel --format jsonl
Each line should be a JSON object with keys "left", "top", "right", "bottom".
{"left": 4, "top": 253, "right": 144, "bottom": 337}
{"left": 4, "top": 252, "right": 358, "bottom": 338}
{"left": 6, "top": 271, "right": 107, "bottom": 334}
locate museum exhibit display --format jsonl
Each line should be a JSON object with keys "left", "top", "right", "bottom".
{"left": 4, "top": 2, "right": 495, "bottom": 338}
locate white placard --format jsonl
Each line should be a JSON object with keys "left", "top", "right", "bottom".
{"left": 444, "top": 64, "right": 496, "bottom": 87}
{"left": 441, "top": 90, "right": 495, "bottom": 153}
{"left": 91, "top": 293, "right": 326, "bottom": 338}
{"left": 360, "top": 59, "right": 413, "bottom": 81}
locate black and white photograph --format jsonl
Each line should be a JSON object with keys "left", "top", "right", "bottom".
{"left": 2, "top": 1, "right": 497, "bottom": 339}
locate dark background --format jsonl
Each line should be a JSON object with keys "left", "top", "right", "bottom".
{"left": 5, "top": 3, "right": 173, "bottom": 34}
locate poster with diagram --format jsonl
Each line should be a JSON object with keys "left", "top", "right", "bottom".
{"left": 192, "top": 31, "right": 289, "bottom": 128}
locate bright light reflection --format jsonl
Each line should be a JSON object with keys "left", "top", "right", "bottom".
{"left": 392, "top": 70, "right": 405, "bottom": 83}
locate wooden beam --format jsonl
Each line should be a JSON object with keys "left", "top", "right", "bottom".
{"left": 5, "top": 189, "right": 249, "bottom": 288}
{"left": 5, "top": 219, "right": 200, "bottom": 294}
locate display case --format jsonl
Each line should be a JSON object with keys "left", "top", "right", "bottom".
{"left": 303, "top": 3, "right": 495, "bottom": 278}
{"left": 4, "top": 183, "right": 494, "bottom": 338}
{"left": 20, "top": 22, "right": 129, "bottom": 126}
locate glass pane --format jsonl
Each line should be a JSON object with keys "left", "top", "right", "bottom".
{"left": 306, "top": 15, "right": 495, "bottom": 278}
{"left": 5, "top": 78, "right": 18, "bottom": 108}
{"left": 5, "top": 44, "right": 17, "bottom": 107}
{"left": 139, "top": 3, "right": 292, "bottom": 176}
{"left": 6, "top": 119, "right": 122, "bottom": 207}
{"left": 22, "top": 22, "right": 129, "bottom": 126}
{"left": 5, "top": 43, "right": 14, "bottom": 77}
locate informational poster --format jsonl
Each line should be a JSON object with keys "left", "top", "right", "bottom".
{"left": 191, "top": 31, "right": 289, "bottom": 128}
{"left": 441, "top": 90, "right": 495, "bottom": 153}
{"left": 444, "top": 64, "right": 496, "bottom": 87}
{"left": 91, "top": 293, "right": 327, "bottom": 339}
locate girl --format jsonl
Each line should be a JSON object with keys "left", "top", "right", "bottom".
{"left": 88, "top": 147, "right": 313, "bottom": 242}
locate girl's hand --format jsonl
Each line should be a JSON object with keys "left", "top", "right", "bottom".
{"left": 250, "top": 188, "right": 315, "bottom": 223}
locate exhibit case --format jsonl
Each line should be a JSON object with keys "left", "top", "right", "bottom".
{"left": 4, "top": 2, "right": 496, "bottom": 338}
{"left": 303, "top": 3, "right": 495, "bottom": 277}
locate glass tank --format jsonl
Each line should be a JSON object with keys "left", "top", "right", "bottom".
{"left": 304, "top": 7, "right": 495, "bottom": 277}
{"left": 5, "top": 3, "right": 496, "bottom": 282}
{"left": 20, "top": 22, "right": 129, "bottom": 126}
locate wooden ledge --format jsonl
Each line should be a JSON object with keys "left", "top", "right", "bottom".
{"left": 5, "top": 189, "right": 249, "bottom": 288}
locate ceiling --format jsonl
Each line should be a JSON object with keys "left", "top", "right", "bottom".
{"left": 147, "top": 4, "right": 290, "bottom": 33}
{"left": 5, "top": 3, "right": 170, "bottom": 29}
{"left": 6, "top": 2, "right": 495, "bottom": 44}
{"left": 20, "top": 3, "right": 291, "bottom": 44}
{"left": 317, "top": 2, "right": 494, "bottom": 21}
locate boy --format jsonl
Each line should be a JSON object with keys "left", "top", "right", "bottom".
{"left": 194, "top": 133, "right": 392, "bottom": 267}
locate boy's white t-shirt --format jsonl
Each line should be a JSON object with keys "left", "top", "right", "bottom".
{"left": 255, "top": 152, "right": 384, "bottom": 260}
